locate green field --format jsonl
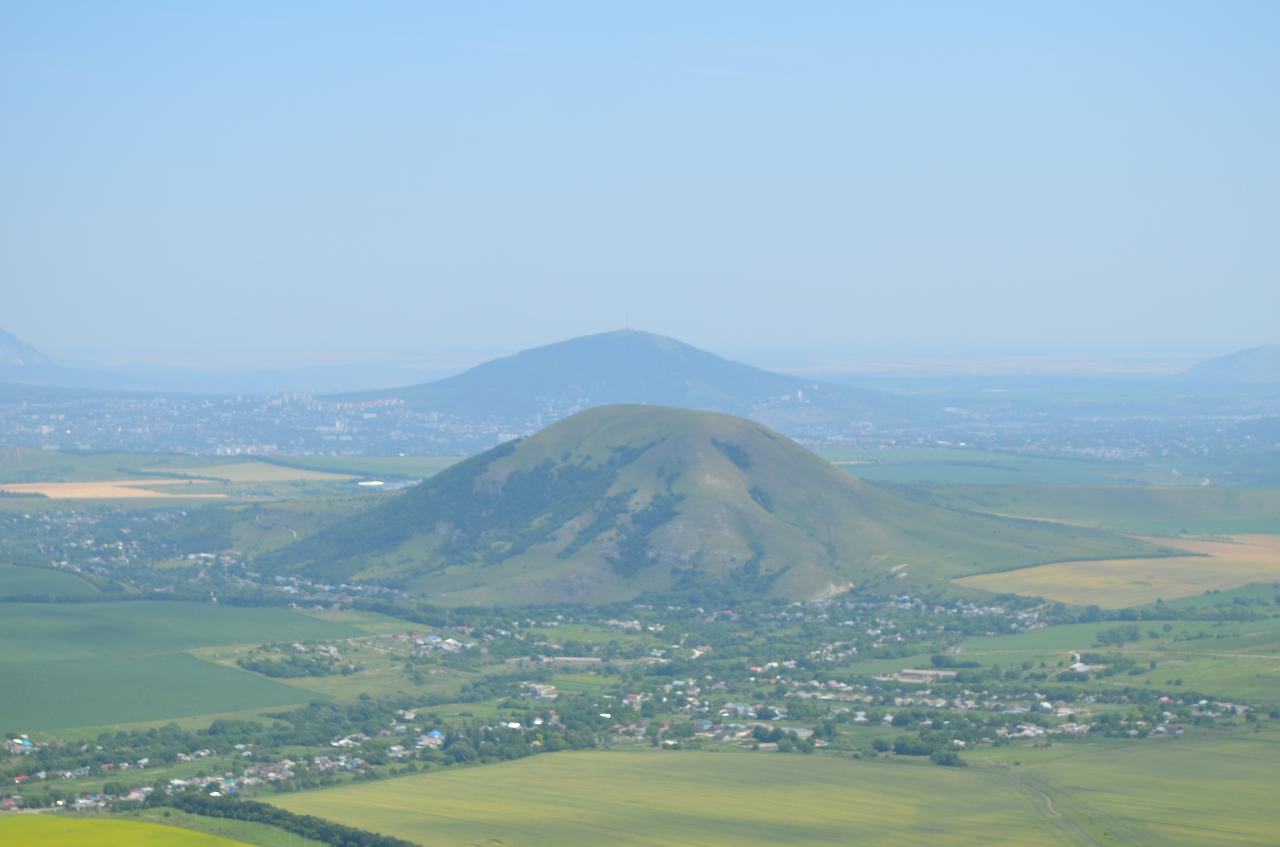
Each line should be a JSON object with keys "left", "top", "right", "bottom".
{"left": 822, "top": 448, "right": 1142, "bottom": 486}
{"left": 0, "top": 602, "right": 363, "bottom": 731}
{"left": 907, "top": 484, "right": 1280, "bottom": 535}
{"left": 983, "top": 730, "right": 1280, "bottom": 846}
{"left": 0, "top": 563, "right": 97, "bottom": 596}
{"left": 272, "top": 738, "right": 1280, "bottom": 847}
{"left": 274, "top": 749, "right": 1080, "bottom": 847}
{"left": 131, "top": 809, "right": 326, "bottom": 847}
{"left": 0, "top": 815, "right": 250, "bottom": 846}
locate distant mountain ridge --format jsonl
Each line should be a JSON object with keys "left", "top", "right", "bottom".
{"left": 0, "top": 329, "right": 52, "bottom": 367}
{"left": 327, "top": 329, "right": 918, "bottom": 434}
{"left": 262, "top": 404, "right": 1159, "bottom": 605}
{"left": 1185, "top": 345, "right": 1280, "bottom": 384}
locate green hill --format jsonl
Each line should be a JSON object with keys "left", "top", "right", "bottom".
{"left": 262, "top": 405, "right": 1165, "bottom": 604}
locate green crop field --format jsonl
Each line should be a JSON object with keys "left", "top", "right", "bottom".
{"left": 0, "top": 815, "right": 250, "bottom": 847}
{"left": 273, "top": 737, "right": 1280, "bottom": 847}
{"left": 0, "top": 563, "right": 97, "bottom": 596}
{"left": 273, "top": 749, "right": 1082, "bottom": 847}
{"left": 0, "top": 602, "right": 364, "bottom": 731}
{"left": 3, "top": 653, "right": 324, "bottom": 732}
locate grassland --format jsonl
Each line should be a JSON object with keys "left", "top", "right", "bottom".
{"left": 224, "top": 498, "right": 385, "bottom": 558}
{"left": 273, "top": 749, "right": 1081, "bottom": 847}
{"left": 0, "top": 602, "right": 364, "bottom": 731}
{"left": 0, "top": 815, "right": 251, "bottom": 846}
{"left": 955, "top": 535, "right": 1280, "bottom": 607}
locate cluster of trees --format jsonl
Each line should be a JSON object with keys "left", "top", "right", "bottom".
{"left": 872, "top": 736, "right": 966, "bottom": 766}
{"left": 237, "top": 652, "right": 360, "bottom": 678}
{"left": 1096, "top": 623, "right": 1142, "bottom": 647}
{"left": 749, "top": 725, "right": 817, "bottom": 753}
{"left": 610, "top": 491, "right": 685, "bottom": 578}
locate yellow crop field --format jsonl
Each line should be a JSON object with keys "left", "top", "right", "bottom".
{"left": 0, "top": 815, "right": 249, "bottom": 846}
{"left": 955, "top": 534, "right": 1280, "bottom": 606}
{"left": 0, "top": 479, "right": 225, "bottom": 499}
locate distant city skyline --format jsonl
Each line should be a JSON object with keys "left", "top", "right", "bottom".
{"left": 4, "top": 3, "right": 1277, "bottom": 365}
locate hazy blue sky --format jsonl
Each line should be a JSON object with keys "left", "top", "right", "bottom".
{"left": 3, "top": 1, "right": 1277, "bottom": 368}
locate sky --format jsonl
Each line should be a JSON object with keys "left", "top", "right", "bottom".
{"left": 3, "top": 1, "right": 1278, "bottom": 370}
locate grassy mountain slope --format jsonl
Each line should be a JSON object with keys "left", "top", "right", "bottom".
{"left": 262, "top": 406, "right": 1165, "bottom": 605}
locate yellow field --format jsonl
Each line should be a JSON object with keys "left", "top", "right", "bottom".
{"left": 0, "top": 479, "right": 225, "bottom": 499}
{"left": 0, "top": 815, "right": 248, "bottom": 846}
{"left": 956, "top": 534, "right": 1280, "bottom": 606}
{"left": 176, "top": 461, "right": 353, "bottom": 483}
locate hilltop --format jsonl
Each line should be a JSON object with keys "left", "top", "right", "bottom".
{"left": 262, "top": 405, "right": 1159, "bottom": 604}
{"left": 326, "top": 330, "right": 918, "bottom": 433}
{"left": 1185, "top": 345, "right": 1280, "bottom": 384}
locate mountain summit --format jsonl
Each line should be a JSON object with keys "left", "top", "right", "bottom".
{"left": 328, "top": 330, "right": 914, "bottom": 432}
{"left": 263, "top": 404, "right": 1153, "bottom": 605}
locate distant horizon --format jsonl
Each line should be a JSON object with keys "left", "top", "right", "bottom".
{"left": 2, "top": 322, "right": 1257, "bottom": 387}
